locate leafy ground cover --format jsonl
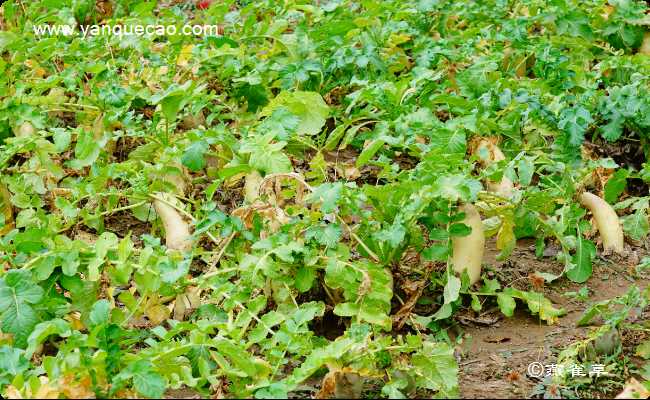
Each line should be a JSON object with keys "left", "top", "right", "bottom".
{"left": 0, "top": 0, "right": 649, "bottom": 398}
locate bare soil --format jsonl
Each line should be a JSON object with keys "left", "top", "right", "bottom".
{"left": 458, "top": 239, "right": 649, "bottom": 399}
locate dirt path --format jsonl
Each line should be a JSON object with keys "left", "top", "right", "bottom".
{"left": 458, "top": 240, "right": 649, "bottom": 398}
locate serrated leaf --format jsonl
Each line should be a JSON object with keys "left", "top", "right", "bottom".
{"left": 600, "top": 117, "right": 624, "bottom": 141}
{"left": 480, "top": 279, "right": 501, "bottom": 294}
{"left": 305, "top": 223, "right": 342, "bottom": 248}
{"left": 241, "top": 133, "right": 292, "bottom": 174}
{"left": 505, "top": 288, "right": 565, "bottom": 324}
{"left": 431, "top": 174, "right": 480, "bottom": 202}
{"left": 0, "top": 346, "right": 29, "bottom": 376}
{"left": 622, "top": 209, "right": 650, "bottom": 242}
{"left": 411, "top": 342, "right": 459, "bottom": 397}
{"left": 558, "top": 106, "right": 593, "bottom": 147}
{"left": 307, "top": 182, "right": 342, "bottom": 213}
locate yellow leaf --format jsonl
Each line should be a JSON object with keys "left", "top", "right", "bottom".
{"left": 145, "top": 295, "right": 171, "bottom": 325}
{"left": 387, "top": 33, "right": 411, "bottom": 47}
{"left": 4, "top": 385, "right": 23, "bottom": 399}
{"left": 35, "top": 377, "right": 60, "bottom": 399}
{"left": 146, "top": 304, "right": 170, "bottom": 325}
{"left": 496, "top": 219, "right": 516, "bottom": 260}
{"left": 176, "top": 44, "right": 194, "bottom": 67}
{"left": 64, "top": 312, "right": 85, "bottom": 331}
{"left": 61, "top": 374, "right": 95, "bottom": 399}
{"left": 0, "top": 183, "right": 14, "bottom": 236}
{"left": 353, "top": 17, "right": 373, "bottom": 28}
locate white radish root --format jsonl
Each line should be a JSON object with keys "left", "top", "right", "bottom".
{"left": 487, "top": 178, "right": 514, "bottom": 198}
{"left": 473, "top": 138, "right": 514, "bottom": 198}
{"left": 151, "top": 163, "right": 188, "bottom": 196}
{"left": 640, "top": 31, "right": 650, "bottom": 55}
{"left": 16, "top": 122, "right": 35, "bottom": 138}
{"left": 451, "top": 204, "right": 485, "bottom": 285}
{"left": 153, "top": 193, "right": 192, "bottom": 251}
{"left": 475, "top": 138, "right": 505, "bottom": 164}
{"left": 615, "top": 378, "right": 649, "bottom": 399}
{"left": 579, "top": 192, "right": 625, "bottom": 254}
{"left": 244, "top": 170, "right": 263, "bottom": 204}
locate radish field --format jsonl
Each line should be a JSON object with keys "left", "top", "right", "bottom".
{"left": 0, "top": 0, "right": 649, "bottom": 398}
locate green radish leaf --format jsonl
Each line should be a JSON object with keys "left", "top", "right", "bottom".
{"left": 307, "top": 182, "right": 342, "bottom": 213}
{"left": 496, "top": 219, "right": 516, "bottom": 261}
{"left": 295, "top": 267, "right": 316, "bottom": 293}
{"left": 422, "top": 244, "right": 448, "bottom": 261}
{"left": 181, "top": 141, "right": 208, "bottom": 171}
{"left": 470, "top": 294, "right": 482, "bottom": 312}
{"left": 622, "top": 208, "right": 650, "bottom": 242}
{"left": 517, "top": 156, "right": 535, "bottom": 186}
{"left": 0, "top": 270, "right": 43, "bottom": 348}
{"left": 89, "top": 299, "right": 111, "bottom": 327}
{"left": 25, "top": 319, "right": 71, "bottom": 358}
{"left": 69, "top": 130, "right": 102, "bottom": 169}
{"left": 133, "top": 371, "right": 166, "bottom": 399}
{"left": 261, "top": 91, "right": 330, "bottom": 136}
{"left": 215, "top": 339, "right": 260, "bottom": 377}
{"left": 411, "top": 342, "right": 459, "bottom": 397}
{"left": 323, "top": 124, "right": 347, "bottom": 150}
{"left": 340, "top": 122, "right": 371, "bottom": 150}
{"left": 443, "top": 276, "right": 461, "bottom": 304}
{"left": 161, "top": 95, "right": 185, "bottom": 123}
{"left": 449, "top": 223, "right": 471, "bottom": 237}
{"left": 504, "top": 288, "right": 566, "bottom": 324}
{"left": 356, "top": 138, "right": 385, "bottom": 167}
{"left": 433, "top": 303, "right": 453, "bottom": 320}
{"left": 497, "top": 293, "right": 516, "bottom": 317}
{"left": 0, "top": 346, "right": 30, "bottom": 377}
{"left": 636, "top": 340, "right": 650, "bottom": 359}
{"left": 604, "top": 169, "right": 629, "bottom": 204}
{"left": 567, "top": 238, "right": 596, "bottom": 283}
